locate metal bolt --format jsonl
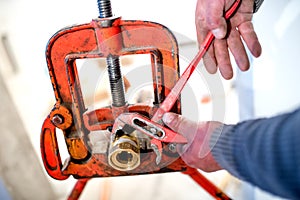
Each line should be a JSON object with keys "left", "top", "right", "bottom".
{"left": 168, "top": 143, "right": 177, "bottom": 153}
{"left": 150, "top": 127, "right": 157, "bottom": 135}
{"left": 51, "top": 114, "right": 64, "bottom": 126}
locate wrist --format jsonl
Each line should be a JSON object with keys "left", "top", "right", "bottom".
{"left": 253, "top": 0, "right": 264, "bottom": 13}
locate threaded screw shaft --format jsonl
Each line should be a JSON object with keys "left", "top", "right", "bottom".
{"left": 97, "top": 0, "right": 113, "bottom": 18}
{"left": 107, "top": 55, "right": 126, "bottom": 107}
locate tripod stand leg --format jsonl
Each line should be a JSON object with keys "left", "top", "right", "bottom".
{"left": 184, "top": 167, "right": 232, "bottom": 200}
{"left": 67, "top": 179, "right": 90, "bottom": 200}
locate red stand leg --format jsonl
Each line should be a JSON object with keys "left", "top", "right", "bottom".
{"left": 67, "top": 179, "right": 89, "bottom": 200}
{"left": 184, "top": 167, "right": 232, "bottom": 200}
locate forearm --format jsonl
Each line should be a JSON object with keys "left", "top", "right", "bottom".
{"left": 210, "top": 107, "right": 300, "bottom": 199}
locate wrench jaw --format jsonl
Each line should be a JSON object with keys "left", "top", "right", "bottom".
{"left": 107, "top": 112, "right": 187, "bottom": 173}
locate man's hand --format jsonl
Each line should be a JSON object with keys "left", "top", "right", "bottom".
{"left": 195, "top": 0, "right": 262, "bottom": 79}
{"left": 162, "top": 112, "right": 223, "bottom": 172}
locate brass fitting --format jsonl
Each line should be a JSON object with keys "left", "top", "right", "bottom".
{"left": 108, "top": 131, "right": 140, "bottom": 171}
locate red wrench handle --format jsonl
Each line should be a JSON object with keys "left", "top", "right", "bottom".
{"left": 151, "top": 0, "right": 241, "bottom": 122}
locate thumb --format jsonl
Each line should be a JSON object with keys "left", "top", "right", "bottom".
{"left": 204, "top": 1, "right": 228, "bottom": 39}
{"left": 162, "top": 112, "right": 198, "bottom": 140}
{"left": 162, "top": 112, "right": 197, "bottom": 155}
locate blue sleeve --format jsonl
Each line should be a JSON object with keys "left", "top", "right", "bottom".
{"left": 210, "top": 107, "right": 300, "bottom": 199}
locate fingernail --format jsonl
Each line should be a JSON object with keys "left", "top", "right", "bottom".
{"left": 212, "top": 28, "right": 225, "bottom": 39}
{"left": 162, "top": 113, "right": 175, "bottom": 125}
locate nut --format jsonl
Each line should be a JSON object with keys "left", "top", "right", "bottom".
{"left": 51, "top": 114, "right": 64, "bottom": 126}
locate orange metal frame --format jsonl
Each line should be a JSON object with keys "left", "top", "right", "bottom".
{"left": 40, "top": 12, "right": 232, "bottom": 200}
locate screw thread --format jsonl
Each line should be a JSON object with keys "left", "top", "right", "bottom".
{"left": 107, "top": 56, "right": 126, "bottom": 107}
{"left": 97, "top": 0, "right": 113, "bottom": 18}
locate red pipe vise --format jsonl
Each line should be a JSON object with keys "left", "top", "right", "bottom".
{"left": 40, "top": 15, "right": 187, "bottom": 180}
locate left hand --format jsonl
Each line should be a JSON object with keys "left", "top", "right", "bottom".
{"left": 195, "top": 0, "right": 262, "bottom": 79}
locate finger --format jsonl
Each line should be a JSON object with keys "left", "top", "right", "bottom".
{"left": 198, "top": 32, "right": 218, "bottom": 74}
{"left": 214, "top": 39, "right": 233, "bottom": 79}
{"left": 239, "top": 21, "right": 262, "bottom": 58}
{"left": 162, "top": 112, "right": 198, "bottom": 156}
{"left": 227, "top": 27, "right": 250, "bottom": 71}
{"left": 196, "top": 16, "right": 218, "bottom": 74}
{"left": 205, "top": 0, "right": 228, "bottom": 39}
{"left": 203, "top": 49, "right": 218, "bottom": 74}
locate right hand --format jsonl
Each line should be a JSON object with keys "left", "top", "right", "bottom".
{"left": 163, "top": 112, "right": 223, "bottom": 172}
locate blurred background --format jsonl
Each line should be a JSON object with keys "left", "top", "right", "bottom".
{"left": 0, "top": 0, "right": 299, "bottom": 199}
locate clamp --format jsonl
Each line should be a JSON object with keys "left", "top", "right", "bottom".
{"left": 41, "top": 0, "right": 184, "bottom": 180}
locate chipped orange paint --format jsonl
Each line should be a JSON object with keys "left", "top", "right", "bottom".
{"left": 41, "top": 17, "right": 182, "bottom": 179}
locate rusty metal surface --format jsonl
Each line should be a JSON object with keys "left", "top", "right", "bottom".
{"left": 41, "top": 17, "right": 183, "bottom": 180}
